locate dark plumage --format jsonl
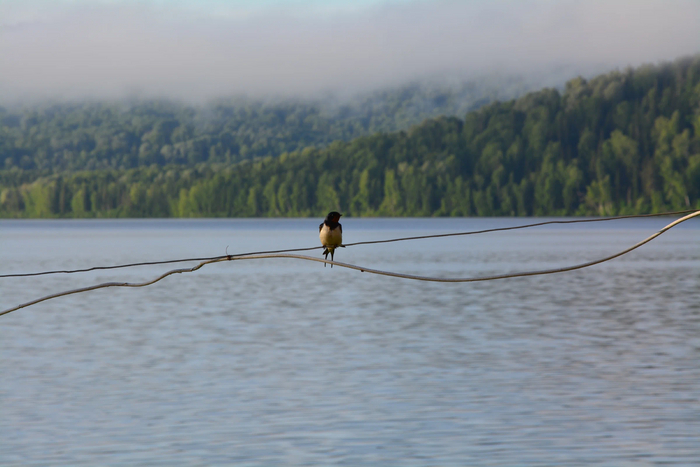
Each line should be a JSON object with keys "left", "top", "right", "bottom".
{"left": 319, "top": 211, "right": 343, "bottom": 267}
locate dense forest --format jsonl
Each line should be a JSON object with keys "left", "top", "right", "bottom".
{"left": 1, "top": 56, "right": 699, "bottom": 218}
{"left": 0, "top": 76, "right": 534, "bottom": 172}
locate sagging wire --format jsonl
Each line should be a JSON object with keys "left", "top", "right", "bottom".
{"left": 1, "top": 209, "right": 698, "bottom": 317}
{"left": 1, "top": 209, "right": 696, "bottom": 279}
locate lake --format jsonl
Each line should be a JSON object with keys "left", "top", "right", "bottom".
{"left": 1, "top": 217, "right": 699, "bottom": 465}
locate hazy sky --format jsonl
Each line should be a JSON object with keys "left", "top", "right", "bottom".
{"left": 1, "top": 0, "right": 699, "bottom": 101}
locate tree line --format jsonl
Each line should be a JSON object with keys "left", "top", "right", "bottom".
{"left": 0, "top": 77, "right": 531, "bottom": 172}
{"left": 1, "top": 56, "right": 699, "bottom": 218}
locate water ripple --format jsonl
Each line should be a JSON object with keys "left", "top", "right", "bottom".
{"left": 1, "top": 218, "right": 699, "bottom": 465}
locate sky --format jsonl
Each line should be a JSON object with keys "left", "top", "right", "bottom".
{"left": 1, "top": 0, "right": 699, "bottom": 102}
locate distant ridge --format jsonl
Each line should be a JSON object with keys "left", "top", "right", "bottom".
{"left": 1, "top": 56, "right": 699, "bottom": 217}
{"left": 0, "top": 73, "right": 546, "bottom": 172}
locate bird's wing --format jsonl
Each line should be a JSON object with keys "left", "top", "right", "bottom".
{"left": 319, "top": 222, "right": 324, "bottom": 232}
{"left": 339, "top": 224, "right": 342, "bottom": 233}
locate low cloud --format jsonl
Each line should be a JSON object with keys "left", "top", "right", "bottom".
{"left": 1, "top": 0, "right": 699, "bottom": 102}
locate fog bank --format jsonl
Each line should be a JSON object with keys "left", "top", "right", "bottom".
{"left": 1, "top": 0, "right": 698, "bottom": 102}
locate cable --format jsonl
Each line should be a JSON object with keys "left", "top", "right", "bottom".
{"left": 1, "top": 209, "right": 696, "bottom": 279}
{"left": 0, "top": 246, "right": 323, "bottom": 278}
{"left": 2, "top": 209, "right": 698, "bottom": 318}
{"left": 342, "top": 209, "right": 699, "bottom": 248}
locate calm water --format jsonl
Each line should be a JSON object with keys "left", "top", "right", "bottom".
{"left": 1, "top": 217, "right": 699, "bottom": 466}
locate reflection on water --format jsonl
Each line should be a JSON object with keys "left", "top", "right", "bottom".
{"left": 1, "top": 218, "right": 699, "bottom": 465}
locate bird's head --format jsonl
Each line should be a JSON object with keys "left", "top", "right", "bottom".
{"left": 326, "top": 211, "right": 342, "bottom": 222}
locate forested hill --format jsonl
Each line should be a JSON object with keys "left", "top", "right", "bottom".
{"left": 0, "top": 76, "right": 534, "bottom": 172}
{"left": 1, "top": 56, "right": 699, "bottom": 218}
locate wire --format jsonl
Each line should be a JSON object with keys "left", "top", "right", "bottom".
{"left": 342, "top": 209, "right": 699, "bottom": 248}
{"left": 1, "top": 209, "right": 698, "bottom": 318}
{"left": 0, "top": 246, "right": 323, "bottom": 278}
{"left": 1, "top": 209, "right": 696, "bottom": 279}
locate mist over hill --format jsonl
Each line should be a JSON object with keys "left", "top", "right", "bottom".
{"left": 0, "top": 71, "right": 576, "bottom": 172}
{"left": 2, "top": 0, "right": 698, "bottom": 101}
{"left": 1, "top": 56, "right": 699, "bottom": 218}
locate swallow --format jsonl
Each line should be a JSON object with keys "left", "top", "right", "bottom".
{"left": 319, "top": 211, "right": 343, "bottom": 267}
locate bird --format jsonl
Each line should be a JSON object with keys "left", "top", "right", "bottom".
{"left": 319, "top": 211, "right": 343, "bottom": 267}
